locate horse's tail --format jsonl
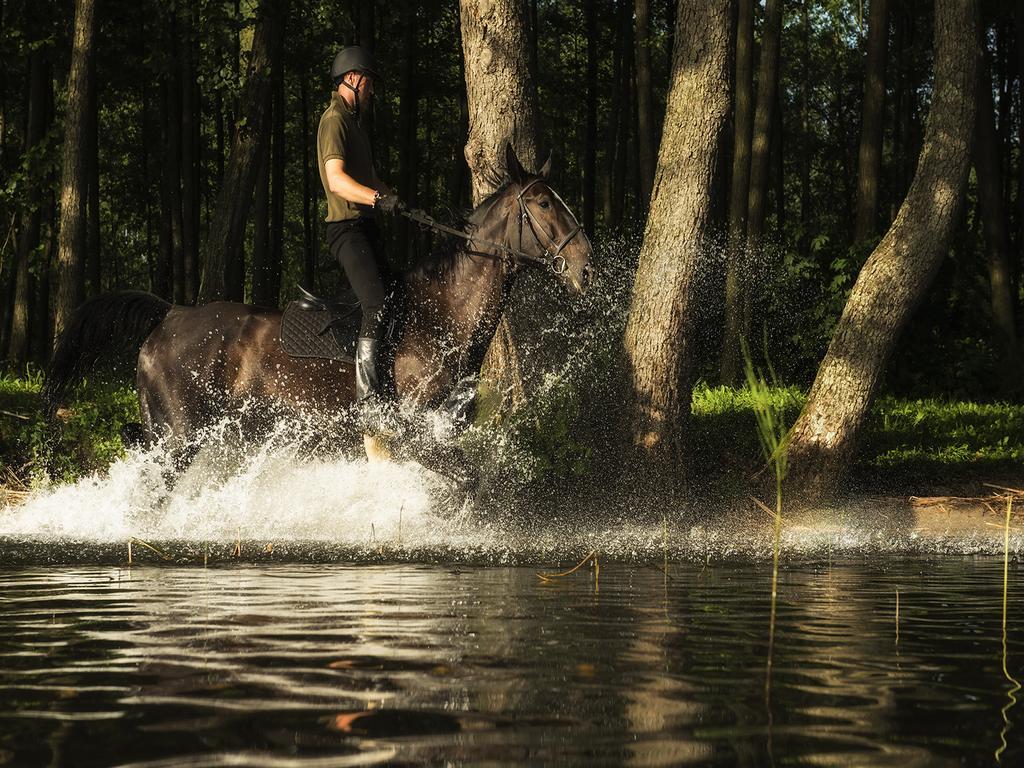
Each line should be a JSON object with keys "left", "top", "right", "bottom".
{"left": 43, "top": 291, "right": 172, "bottom": 414}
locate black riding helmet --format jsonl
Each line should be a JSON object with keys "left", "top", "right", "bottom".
{"left": 331, "top": 46, "right": 382, "bottom": 88}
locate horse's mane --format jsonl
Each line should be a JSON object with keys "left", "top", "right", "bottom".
{"left": 410, "top": 178, "right": 513, "bottom": 280}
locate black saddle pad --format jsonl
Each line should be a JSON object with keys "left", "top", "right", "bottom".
{"left": 280, "top": 302, "right": 358, "bottom": 363}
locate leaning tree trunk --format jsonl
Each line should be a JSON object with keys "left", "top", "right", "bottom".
{"left": 459, "top": 0, "right": 539, "bottom": 413}
{"left": 974, "top": 43, "right": 1021, "bottom": 378}
{"left": 784, "top": 0, "right": 978, "bottom": 503}
{"left": 197, "top": 0, "right": 284, "bottom": 304}
{"left": 52, "top": 0, "right": 96, "bottom": 348}
{"left": 719, "top": 0, "right": 755, "bottom": 383}
{"left": 853, "top": 0, "right": 889, "bottom": 243}
{"left": 623, "top": 0, "right": 731, "bottom": 471}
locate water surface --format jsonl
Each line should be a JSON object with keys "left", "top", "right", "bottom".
{"left": 1, "top": 559, "right": 1021, "bottom": 766}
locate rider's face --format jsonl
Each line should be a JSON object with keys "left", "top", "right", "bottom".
{"left": 345, "top": 72, "right": 375, "bottom": 99}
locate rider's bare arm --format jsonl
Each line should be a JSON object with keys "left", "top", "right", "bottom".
{"left": 325, "top": 157, "right": 379, "bottom": 206}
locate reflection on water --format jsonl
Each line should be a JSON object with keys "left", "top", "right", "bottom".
{"left": 0, "top": 560, "right": 1021, "bottom": 766}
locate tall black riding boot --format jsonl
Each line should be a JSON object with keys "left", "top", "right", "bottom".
{"left": 354, "top": 336, "right": 384, "bottom": 405}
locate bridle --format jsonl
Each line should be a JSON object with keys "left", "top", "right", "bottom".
{"left": 513, "top": 177, "right": 584, "bottom": 276}
{"left": 401, "top": 178, "right": 586, "bottom": 275}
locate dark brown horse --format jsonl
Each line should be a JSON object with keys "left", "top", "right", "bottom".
{"left": 44, "top": 146, "right": 593, "bottom": 462}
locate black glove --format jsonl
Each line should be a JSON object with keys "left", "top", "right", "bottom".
{"left": 375, "top": 192, "right": 406, "bottom": 216}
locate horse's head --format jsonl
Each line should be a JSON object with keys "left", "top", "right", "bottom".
{"left": 505, "top": 144, "right": 594, "bottom": 295}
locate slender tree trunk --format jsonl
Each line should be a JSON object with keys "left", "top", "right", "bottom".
{"left": 623, "top": 0, "right": 732, "bottom": 472}
{"left": 85, "top": 55, "right": 101, "bottom": 297}
{"left": 251, "top": 114, "right": 271, "bottom": 304}
{"left": 300, "top": 74, "right": 314, "bottom": 289}
{"left": 582, "top": 0, "right": 597, "bottom": 234}
{"left": 459, "top": 0, "right": 540, "bottom": 411}
{"left": 612, "top": 0, "right": 634, "bottom": 226}
{"left": 719, "top": 0, "right": 755, "bottom": 383}
{"left": 799, "top": 0, "right": 811, "bottom": 259}
{"left": 602, "top": 1, "right": 624, "bottom": 226}
{"left": 785, "top": 0, "right": 978, "bottom": 503}
{"left": 1017, "top": 6, "right": 1024, "bottom": 263}
{"left": 357, "top": 0, "right": 375, "bottom": 139}
{"left": 853, "top": 0, "right": 889, "bottom": 242}
{"left": 198, "top": 0, "right": 285, "bottom": 304}
{"left": 745, "top": 0, "right": 782, "bottom": 249}
{"left": 52, "top": 0, "right": 96, "bottom": 347}
{"left": 269, "top": 56, "right": 284, "bottom": 307}
{"left": 974, "top": 45, "right": 1021, "bottom": 376}
{"left": 634, "top": 0, "right": 656, "bottom": 212}
{"left": 161, "top": 8, "right": 185, "bottom": 304}
{"left": 8, "top": 47, "right": 49, "bottom": 367}
{"left": 399, "top": 0, "right": 419, "bottom": 264}
{"left": 180, "top": 0, "right": 200, "bottom": 303}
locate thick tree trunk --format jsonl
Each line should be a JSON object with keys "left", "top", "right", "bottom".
{"left": 52, "top": 0, "right": 96, "bottom": 347}
{"left": 634, "top": 0, "right": 656, "bottom": 212}
{"left": 974, "top": 46, "right": 1021, "bottom": 376}
{"left": 719, "top": 0, "right": 755, "bottom": 383}
{"left": 8, "top": 47, "right": 49, "bottom": 367}
{"left": 459, "top": 0, "right": 540, "bottom": 412}
{"left": 853, "top": 0, "right": 889, "bottom": 242}
{"left": 623, "top": 0, "right": 731, "bottom": 470}
{"left": 197, "top": 0, "right": 284, "bottom": 304}
{"left": 459, "top": 0, "right": 539, "bottom": 203}
{"left": 785, "top": 0, "right": 978, "bottom": 503}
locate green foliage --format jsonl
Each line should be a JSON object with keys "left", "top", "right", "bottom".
{"left": 0, "top": 373, "right": 139, "bottom": 486}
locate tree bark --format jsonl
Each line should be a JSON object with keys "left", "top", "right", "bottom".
{"left": 623, "top": 0, "right": 732, "bottom": 470}
{"left": 52, "top": 0, "right": 96, "bottom": 347}
{"left": 161, "top": 7, "right": 186, "bottom": 304}
{"left": 269, "top": 49, "right": 284, "bottom": 307}
{"left": 459, "top": 0, "right": 539, "bottom": 203}
{"left": 719, "top": 0, "right": 755, "bottom": 383}
{"left": 634, "top": 0, "right": 656, "bottom": 212}
{"left": 612, "top": 0, "right": 634, "bottom": 226}
{"left": 197, "top": 0, "right": 285, "bottom": 304}
{"left": 785, "top": 0, "right": 978, "bottom": 503}
{"left": 853, "top": 0, "right": 889, "bottom": 242}
{"left": 974, "top": 44, "right": 1021, "bottom": 377}
{"left": 459, "top": 0, "right": 540, "bottom": 412}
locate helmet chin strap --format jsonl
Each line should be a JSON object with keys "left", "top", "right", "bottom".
{"left": 341, "top": 73, "right": 365, "bottom": 119}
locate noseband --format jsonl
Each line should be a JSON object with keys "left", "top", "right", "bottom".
{"left": 515, "top": 178, "right": 584, "bottom": 275}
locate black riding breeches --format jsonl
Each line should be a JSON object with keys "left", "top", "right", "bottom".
{"left": 326, "top": 218, "right": 387, "bottom": 339}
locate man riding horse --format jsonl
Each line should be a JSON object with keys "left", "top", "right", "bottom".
{"left": 317, "top": 46, "right": 405, "bottom": 410}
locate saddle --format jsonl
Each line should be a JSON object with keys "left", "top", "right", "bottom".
{"left": 280, "top": 286, "right": 361, "bottom": 363}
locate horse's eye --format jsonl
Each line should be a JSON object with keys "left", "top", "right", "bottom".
{"left": 540, "top": 201, "right": 550, "bottom": 209}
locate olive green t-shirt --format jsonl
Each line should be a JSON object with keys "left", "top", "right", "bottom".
{"left": 317, "top": 93, "right": 376, "bottom": 222}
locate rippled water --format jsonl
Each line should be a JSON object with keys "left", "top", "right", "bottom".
{"left": 1, "top": 559, "right": 1021, "bottom": 767}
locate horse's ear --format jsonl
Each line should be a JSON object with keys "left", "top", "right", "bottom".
{"left": 505, "top": 142, "right": 527, "bottom": 184}
{"left": 538, "top": 152, "right": 552, "bottom": 179}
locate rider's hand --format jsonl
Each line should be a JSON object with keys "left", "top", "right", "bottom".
{"left": 374, "top": 192, "right": 406, "bottom": 216}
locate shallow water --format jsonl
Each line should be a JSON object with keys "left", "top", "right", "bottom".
{"left": 0, "top": 558, "right": 1021, "bottom": 767}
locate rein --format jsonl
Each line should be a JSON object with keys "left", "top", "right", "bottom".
{"left": 400, "top": 179, "right": 585, "bottom": 275}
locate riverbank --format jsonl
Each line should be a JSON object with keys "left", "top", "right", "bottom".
{"left": 2, "top": 372, "right": 1022, "bottom": 501}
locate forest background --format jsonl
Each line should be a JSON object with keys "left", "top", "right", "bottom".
{"left": 0, "top": 0, "right": 1022, "bottom": 503}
